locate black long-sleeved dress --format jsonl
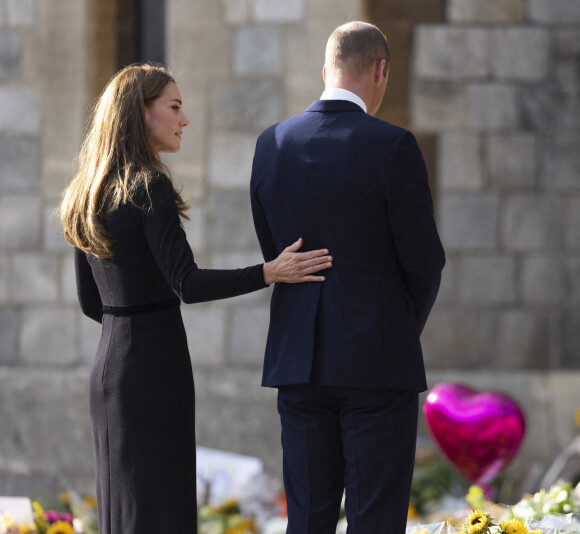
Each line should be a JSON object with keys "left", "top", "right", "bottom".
{"left": 74, "top": 173, "right": 266, "bottom": 534}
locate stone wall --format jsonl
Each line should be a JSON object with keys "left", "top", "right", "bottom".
{"left": 0, "top": 0, "right": 97, "bottom": 496}
{"left": 412, "top": 0, "right": 580, "bottom": 480}
{"left": 0, "top": 0, "right": 579, "bottom": 499}
{"left": 413, "top": 0, "right": 580, "bottom": 369}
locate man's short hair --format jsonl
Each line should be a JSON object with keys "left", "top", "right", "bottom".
{"left": 325, "top": 21, "right": 390, "bottom": 78}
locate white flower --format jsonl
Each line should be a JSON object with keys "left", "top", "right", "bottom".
{"left": 262, "top": 517, "right": 288, "bottom": 534}
{"left": 0, "top": 512, "right": 15, "bottom": 533}
{"left": 73, "top": 517, "right": 85, "bottom": 532}
{"left": 555, "top": 489, "right": 569, "bottom": 504}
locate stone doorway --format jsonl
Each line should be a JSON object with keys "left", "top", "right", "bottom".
{"left": 364, "top": 0, "right": 445, "bottom": 192}
{"left": 85, "top": 0, "right": 166, "bottom": 102}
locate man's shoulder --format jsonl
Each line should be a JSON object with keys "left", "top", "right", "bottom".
{"left": 256, "top": 111, "right": 312, "bottom": 143}
{"left": 257, "top": 103, "right": 415, "bottom": 146}
{"left": 362, "top": 113, "right": 410, "bottom": 136}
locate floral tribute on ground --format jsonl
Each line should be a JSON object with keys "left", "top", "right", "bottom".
{"left": 1, "top": 480, "right": 579, "bottom": 533}
{"left": 0, "top": 493, "right": 97, "bottom": 534}
{"left": 407, "top": 481, "right": 580, "bottom": 534}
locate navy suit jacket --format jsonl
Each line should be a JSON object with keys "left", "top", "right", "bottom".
{"left": 251, "top": 100, "right": 445, "bottom": 391}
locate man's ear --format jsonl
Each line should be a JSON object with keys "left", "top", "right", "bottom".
{"left": 375, "top": 59, "right": 387, "bottom": 83}
{"left": 322, "top": 65, "right": 327, "bottom": 83}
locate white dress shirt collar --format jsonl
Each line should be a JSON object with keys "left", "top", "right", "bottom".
{"left": 320, "top": 87, "right": 367, "bottom": 113}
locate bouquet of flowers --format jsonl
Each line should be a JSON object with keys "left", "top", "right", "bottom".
{"left": 459, "top": 510, "right": 541, "bottom": 534}
{"left": 407, "top": 481, "right": 580, "bottom": 534}
{"left": 0, "top": 494, "right": 97, "bottom": 534}
{"left": 199, "top": 498, "right": 255, "bottom": 534}
{"left": 511, "top": 483, "right": 580, "bottom": 521}
{"left": 0, "top": 502, "right": 74, "bottom": 534}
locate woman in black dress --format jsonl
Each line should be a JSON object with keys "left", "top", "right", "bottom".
{"left": 59, "top": 64, "right": 332, "bottom": 534}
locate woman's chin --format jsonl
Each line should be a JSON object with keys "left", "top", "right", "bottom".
{"left": 159, "top": 146, "right": 181, "bottom": 155}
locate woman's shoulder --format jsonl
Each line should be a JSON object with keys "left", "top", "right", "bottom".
{"left": 148, "top": 170, "right": 171, "bottom": 186}
{"left": 137, "top": 171, "right": 176, "bottom": 212}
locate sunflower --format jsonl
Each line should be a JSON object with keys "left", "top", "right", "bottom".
{"left": 500, "top": 519, "right": 529, "bottom": 534}
{"left": 46, "top": 520, "right": 76, "bottom": 534}
{"left": 464, "top": 510, "right": 489, "bottom": 533}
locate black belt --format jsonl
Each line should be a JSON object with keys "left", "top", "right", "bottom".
{"left": 102, "top": 298, "right": 180, "bottom": 316}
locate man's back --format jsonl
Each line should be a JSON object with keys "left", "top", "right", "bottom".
{"left": 251, "top": 99, "right": 445, "bottom": 390}
{"left": 252, "top": 21, "right": 446, "bottom": 534}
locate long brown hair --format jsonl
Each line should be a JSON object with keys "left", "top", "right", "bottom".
{"left": 60, "top": 63, "right": 190, "bottom": 259}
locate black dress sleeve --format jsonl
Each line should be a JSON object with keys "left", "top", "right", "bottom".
{"left": 143, "top": 175, "right": 267, "bottom": 304}
{"left": 74, "top": 247, "right": 103, "bottom": 323}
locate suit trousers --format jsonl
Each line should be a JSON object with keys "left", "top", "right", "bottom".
{"left": 277, "top": 385, "right": 418, "bottom": 534}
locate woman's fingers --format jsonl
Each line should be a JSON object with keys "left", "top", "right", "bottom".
{"left": 302, "top": 274, "right": 326, "bottom": 281}
{"left": 298, "top": 255, "right": 332, "bottom": 273}
{"left": 282, "top": 237, "right": 303, "bottom": 253}
{"left": 287, "top": 245, "right": 333, "bottom": 279}
{"left": 295, "top": 250, "right": 332, "bottom": 271}
{"left": 264, "top": 239, "right": 332, "bottom": 284}
{"left": 283, "top": 239, "right": 330, "bottom": 261}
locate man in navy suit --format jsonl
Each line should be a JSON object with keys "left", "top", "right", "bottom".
{"left": 250, "top": 21, "right": 445, "bottom": 534}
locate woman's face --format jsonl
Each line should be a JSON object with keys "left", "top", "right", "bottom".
{"left": 145, "top": 82, "right": 189, "bottom": 154}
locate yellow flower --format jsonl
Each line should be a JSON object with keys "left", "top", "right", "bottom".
{"left": 500, "top": 519, "right": 528, "bottom": 534}
{"left": 83, "top": 496, "right": 97, "bottom": 508}
{"left": 218, "top": 498, "right": 240, "bottom": 514}
{"left": 1, "top": 512, "right": 15, "bottom": 529}
{"left": 32, "top": 501, "right": 44, "bottom": 518}
{"left": 466, "top": 486, "right": 485, "bottom": 510}
{"left": 46, "top": 520, "right": 76, "bottom": 534}
{"left": 407, "top": 505, "right": 419, "bottom": 520}
{"left": 224, "top": 515, "right": 254, "bottom": 533}
{"left": 18, "top": 525, "right": 35, "bottom": 534}
{"left": 58, "top": 493, "right": 71, "bottom": 506}
{"left": 238, "top": 518, "right": 254, "bottom": 531}
{"left": 409, "top": 529, "right": 428, "bottom": 534}
{"left": 464, "top": 510, "right": 488, "bottom": 533}
{"left": 32, "top": 501, "right": 49, "bottom": 534}
{"left": 576, "top": 406, "right": 580, "bottom": 429}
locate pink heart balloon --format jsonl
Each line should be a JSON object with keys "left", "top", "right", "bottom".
{"left": 423, "top": 382, "right": 526, "bottom": 486}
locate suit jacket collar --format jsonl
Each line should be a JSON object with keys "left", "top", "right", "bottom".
{"left": 306, "top": 100, "right": 366, "bottom": 114}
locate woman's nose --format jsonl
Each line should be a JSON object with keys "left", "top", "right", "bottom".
{"left": 181, "top": 113, "right": 190, "bottom": 127}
